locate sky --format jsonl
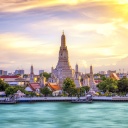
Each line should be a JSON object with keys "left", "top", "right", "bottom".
{"left": 0, "top": 0, "right": 128, "bottom": 74}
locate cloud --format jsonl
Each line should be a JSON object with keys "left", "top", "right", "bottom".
{"left": 0, "top": 0, "right": 85, "bottom": 12}
{"left": 0, "top": 33, "right": 58, "bottom": 73}
{"left": 24, "top": 0, "right": 128, "bottom": 36}
{"left": 0, "top": 0, "right": 128, "bottom": 73}
{"left": 0, "top": 0, "right": 128, "bottom": 13}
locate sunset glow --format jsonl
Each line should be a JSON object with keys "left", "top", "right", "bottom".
{"left": 0, "top": 0, "right": 128, "bottom": 73}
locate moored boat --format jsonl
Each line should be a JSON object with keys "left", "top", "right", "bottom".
{"left": 0, "top": 100, "right": 17, "bottom": 104}
{"left": 71, "top": 95, "right": 93, "bottom": 103}
{"left": 0, "top": 96, "right": 17, "bottom": 104}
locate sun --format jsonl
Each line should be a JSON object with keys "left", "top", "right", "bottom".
{"left": 117, "top": 0, "right": 128, "bottom": 4}
{"left": 101, "top": 48, "right": 114, "bottom": 56}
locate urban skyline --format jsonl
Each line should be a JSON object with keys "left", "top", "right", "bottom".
{"left": 0, "top": 0, "right": 128, "bottom": 74}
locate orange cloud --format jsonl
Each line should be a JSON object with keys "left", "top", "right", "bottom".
{"left": 0, "top": 0, "right": 85, "bottom": 12}
{"left": 0, "top": 33, "right": 57, "bottom": 55}
{"left": 1, "top": 0, "right": 128, "bottom": 13}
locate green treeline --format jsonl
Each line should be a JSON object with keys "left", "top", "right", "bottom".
{"left": 97, "top": 77, "right": 128, "bottom": 95}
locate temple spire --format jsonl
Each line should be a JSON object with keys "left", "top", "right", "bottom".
{"left": 62, "top": 30, "right": 64, "bottom": 35}
{"left": 75, "top": 63, "right": 78, "bottom": 73}
{"left": 89, "top": 65, "right": 97, "bottom": 91}
{"left": 30, "top": 65, "right": 34, "bottom": 83}
{"left": 61, "top": 30, "right": 66, "bottom": 47}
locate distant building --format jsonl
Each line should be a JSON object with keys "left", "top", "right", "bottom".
{"left": 107, "top": 70, "right": 116, "bottom": 75}
{"left": 118, "top": 73, "right": 127, "bottom": 79}
{"left": 0, "top": 70, "right": 4, "bottom": 76}
{"left": 0, "top": 75, "right": 28, "bottom": 86}
{"left": 8, "top": 73, "right": 13, "bottom": 76}
{"left": 0, "top": 70, "right": 8, "bottom": 76}
{"left": 14, "top": 70, "right": 24, "bottom": 75}
{"left": 4, "top": 71, "right": 7, "bottom": 75}
{"left": 94, "top": 75, "right": 101, "bottom": 79}
{"left": 99, "top": 71, "right": 106, "bottom": 75}
{"left": 39, "top": 70, "right": 44, "bottom": 75}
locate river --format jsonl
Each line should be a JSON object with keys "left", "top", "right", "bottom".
{"left": 0, "top": 102, "right": 128, "bottom": 128}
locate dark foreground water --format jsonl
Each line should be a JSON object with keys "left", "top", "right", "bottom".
{"left": 0, "top": 102, "right": 128, "bottom": 128}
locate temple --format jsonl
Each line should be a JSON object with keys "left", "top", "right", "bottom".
{"left": 51, "top": 31, "right": 74, "bottom": 86}
{"left": 49, "top": 32, "right": 97, "bottom": 90}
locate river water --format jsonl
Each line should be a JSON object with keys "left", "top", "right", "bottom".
{"left": 0, "top": 102, "right": 128, "bottom": 128}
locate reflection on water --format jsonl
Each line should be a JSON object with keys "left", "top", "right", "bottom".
{"left": 0, "top": 102, "right": 128, "bottom": 128}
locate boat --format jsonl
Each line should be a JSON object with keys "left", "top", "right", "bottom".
{"left": 0, "top": 100, "right": 17, "bottom": 104}
{"left": 71, "top": 95, "right": 93, "bottom": 103}
{"left": 0, "top": 96, "right": 17, "bottom": 104}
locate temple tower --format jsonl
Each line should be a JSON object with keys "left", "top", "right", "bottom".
{"left": 53, "top": 31, "right": 74, "bottom": 86}
{"left": 30, "top": 65, "right": 34, "bottom": 83}
{"left": 83, "top": 74, "right": 89, "bottom": 86}
{"left": 75, "top": 64, "right": 79, "bottom": 79}
{"left": 74, "top": 64, "right": 81, "bottom": 87}
{"left": 40, "top": 74, "right": 46, "bottom": 87}
{"left": 89, "top": 65, "right": 97, "bottom": 91}
{"left": 56, "top": 31, "right": 72, "bottom": 70}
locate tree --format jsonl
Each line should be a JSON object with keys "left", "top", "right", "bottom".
{"left": 5, "top": 86, "right": 26, "bottom": 96}
{"left": 76, "top": 87, "right": 81, "bottom": 98}
{"left": 40, "top": 72, "right": 51, "bottom": 81}
{"left": 0, "top": 79, "right": 9, "bottom": 91}
{"left": 117, "top": 78, "right": 128, "bottom": 94}
{"left": 40, "top": 86, "right": 52, "bottom": 97}
{"left": 5, "top": 86, "right": 16, "bottom": 96}
{"left": 101, "top": 76, "right": 107, "bottom": 81}
{"left": 62, "top": 77, "right": 76, "bottom": 96}
{"left": 75, "top": 86, "right": 90, "bottom": 97}
{"left": 69, "top": 87, "right": 77, "bottom": 97}
{"left": 80, "top": 86, "right": 90, "bottom": 96}
{"left": 23, "top": 74, "right": 29, "bottom": 78}
{"left": 97, "top": 78, "right": 118, "bottom": 93}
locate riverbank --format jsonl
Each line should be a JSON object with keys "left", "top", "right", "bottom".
{"left": 1, "top": 96, "right": 128, "bottom": 103}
